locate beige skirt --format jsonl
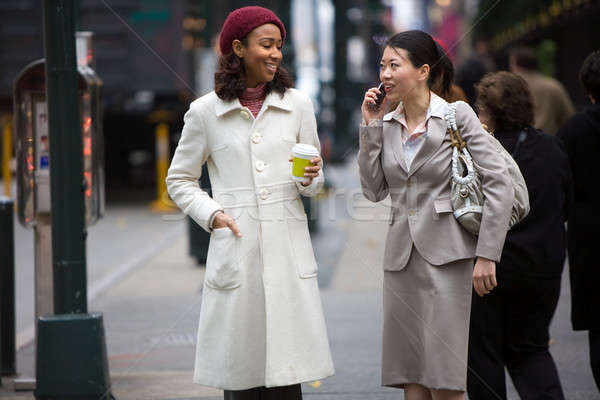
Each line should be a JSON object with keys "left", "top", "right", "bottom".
{"left": 382, "top": 246, "right": 474, "bottom": 391}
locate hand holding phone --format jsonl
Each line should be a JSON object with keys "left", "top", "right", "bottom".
{"left": 372, "top": 83, "right": 387, "bottom": 110}
{"left": 362, "top": 83, "right": 388, "bottom": 125}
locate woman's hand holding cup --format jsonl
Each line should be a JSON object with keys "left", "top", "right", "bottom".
{"left": 290, "top": 144, "right": 321, "bottom": 186}
{"left": 212, "top": 212, "right": 242, "bottom": 237}
{"left": 361, "top": 86, "right": 388, "bottom": 125}
{"left": 288, "top": 155, "right": 321, "bottom": 186}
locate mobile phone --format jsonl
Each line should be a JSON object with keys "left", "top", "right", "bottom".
{"left": 372, "top": 83, "right": 386, "bottom": 109}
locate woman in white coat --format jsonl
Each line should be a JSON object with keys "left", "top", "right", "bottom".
{"left": 166, "top": 6, "right": 334, "bottom": 399}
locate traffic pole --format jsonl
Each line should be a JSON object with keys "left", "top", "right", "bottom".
{"left": 150, "top": 122, "right": 176, "bottom": 212}
{"left": 36, "top": 1, "right": 111, "bottom": 398}
{"left": 0, "top": 197, "right": 16, "bottom": 377}
{"left": 2, "top": 117, "right": 12, "bottom": 197}
{"left": 44, "top": 0, "right": 87, "bottom": 315}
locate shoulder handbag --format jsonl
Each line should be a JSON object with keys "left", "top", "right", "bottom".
{"left": 445, "top": 102, "right": 530, "bottom": 235}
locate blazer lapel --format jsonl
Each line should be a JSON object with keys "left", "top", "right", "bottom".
{"left": 383, "top": 112, "right": 409, "bottom": 174}
{"left": 407, "top": 117, "right": 446, "bottom": 177}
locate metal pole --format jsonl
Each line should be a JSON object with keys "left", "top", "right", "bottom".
{"left": 150, "top": 123, "right": 176, "bottom": 212}
{"left": 0, "top": 197, "right": 16, "bottom": 376}
{"left": 35, "top": 3, "right": 111, "bottom": 398}
{"left": 333, "top": 0, "right": 352, "bottom": 162}
{"left": 0, "top": 198, "right": 15, "bottom": 376}
{"left": 43, "top": 0, "right": 87, "bottom": 314}
{"left": 2, "top": 117, "right": 11, "bottom": 197}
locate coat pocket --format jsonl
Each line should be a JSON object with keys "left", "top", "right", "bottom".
{"left": 205, "top": 227, "right": 241, "bottom": 290}
{"left": 434, "top": 197, "right": 453, "bottom": 214}
{"left": 433, "top": 197, "right": 453, "bottom": 221}
{"left": 287, "top": 213, "right": 318, "bottom": 279}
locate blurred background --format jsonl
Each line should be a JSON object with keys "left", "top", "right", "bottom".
{"left": 1, "top": 0, "right": 599, "bottom": 201}
{"left": 1, "top": 2, "right": 599, "bottom": 398}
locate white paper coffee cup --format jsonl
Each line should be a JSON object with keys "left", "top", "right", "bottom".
{"left": 291, "top": 144, "right": 319, "bottom": 184}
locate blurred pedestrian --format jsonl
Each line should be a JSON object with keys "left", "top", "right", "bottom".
{"left": 166, "top": 6, "right": 334, "bottom": 399}
{"left": 358, "top": 30, "right": 513, "bottom": 400}
{"left": 455, "top": 39, "right": 495, "bottom": 106}
{"left": 467, "top": 71, "right": 570, "bottom": 400}
{"left": 557, "top": 49, "right": 600, "bottom": 392}
{"left": 509, "top": 46, "right": 575, "bottom": 135}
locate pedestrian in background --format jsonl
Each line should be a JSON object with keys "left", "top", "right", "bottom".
{"left": 557, "top": 49, "right": 600, "bottom": 392}
{"left": 467, "top": 71, "right": 570, "bottom": 400}
{"left": 455, "top": 39, "right": 495, "bottom": 106}
{"left": 509, "top": 46, "right": 575, "bottom": 135}
{"left": 166, "top": 6, "right": 334, "bottom": 399}
{"left": 359, "top": 30, "right": 513, "bottom": 400}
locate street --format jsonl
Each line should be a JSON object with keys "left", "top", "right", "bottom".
{"left": 3, "top": 158, "right": 598, "bottom": 399}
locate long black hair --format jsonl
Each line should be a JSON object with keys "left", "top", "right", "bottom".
{"left": 385, "top": 30, "right": 454, "bottom": 98}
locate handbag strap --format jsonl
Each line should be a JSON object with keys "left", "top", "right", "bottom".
{"left": 444, "top": 102, "right": 467, "bottom": 150}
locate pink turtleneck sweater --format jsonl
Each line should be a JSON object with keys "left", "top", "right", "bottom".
{"left": 239, "top": 83, "right": 267, "bottom": 118}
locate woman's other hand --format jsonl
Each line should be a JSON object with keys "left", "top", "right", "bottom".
{"left": 473, "top": 257, "right": 497, "bottom": 296}
{"left": 212, "top": 212, "right": 242, "bottom": 237}
{"left": 361, "top": 86, "right": 388, "bottom": 125}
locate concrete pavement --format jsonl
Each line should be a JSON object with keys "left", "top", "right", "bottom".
{"left": 2, "top": 159, "right": 598, "bottom": 399}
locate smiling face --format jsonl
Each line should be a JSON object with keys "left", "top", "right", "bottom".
{"left": 379, "top": 46, "right": 429, "bottom": 105}
{"left": 233, "top": 23, "right": 283, "bottom": 88}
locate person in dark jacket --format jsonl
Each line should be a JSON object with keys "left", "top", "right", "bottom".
{"left": 455, "top": 39, "right": 494, "bottom": 106}
{"left": 557, "top": 49, "right": 600, "bottom": 391}
{"left": 466, "top": 71, "right": 571, "bottom": 400}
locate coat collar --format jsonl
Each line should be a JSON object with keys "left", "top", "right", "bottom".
{"left": 214, "top": 90, "right": 293, "bottom": 117}
{"left": 383, "top": 92, "right": 447, "bottom": 123}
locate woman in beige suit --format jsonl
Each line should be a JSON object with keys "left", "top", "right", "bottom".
{"left": 358, "top": 30, "right": 513, "bottom": 400}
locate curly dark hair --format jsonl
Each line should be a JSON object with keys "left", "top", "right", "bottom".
{"left": 579, "top": 49, "right": 600, "bottom": 101}
{"left": 475, "top": 71, "right": 534, "bottom": 133}
{"left": 214, "top": 37, "right": 294, "bottom": 101}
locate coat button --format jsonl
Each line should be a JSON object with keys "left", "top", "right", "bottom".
{"left": 407, "top": 178, "right": 412, "bottom": 186}
{"left": 240, "top": 110, "right": 250, "bottom": 120}
{"left": 259, "top": 188, "right": 270, "bottom": 200}
{"left": 255, "top": 160, "right": 266, "bottom": 172}
{"left": 251, "top": 132, "right": 262, "bottom": 144}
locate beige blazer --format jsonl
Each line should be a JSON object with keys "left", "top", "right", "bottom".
{"left": 358, "top": 95, "right": 514, "bottom": 270}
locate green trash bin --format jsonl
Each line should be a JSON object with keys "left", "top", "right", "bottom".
{"left": 35, "top": 312, "right": 111, "bottom": 400}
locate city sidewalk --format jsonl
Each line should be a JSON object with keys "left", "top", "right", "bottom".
{"left": 2, "top": 160, "right": 598, "bottom": 399}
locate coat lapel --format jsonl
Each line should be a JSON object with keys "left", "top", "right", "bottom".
{"left": 388, "top": 125, "right": 409, "bottom": 174}
{"left": 383, "top": 111, "right": 408, "bottom": 174}
{"left": 407, "top": 117, "right": 446, "bottom": 177}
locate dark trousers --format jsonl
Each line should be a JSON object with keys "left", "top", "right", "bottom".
{"left": 591, "top": 329, "right": 600, "bottom": 391}
{"left": 223, "top": 384, "right": 302, "bottom": 400}
{"left": 467, "top": 271, "right": 565, "bottom": 400}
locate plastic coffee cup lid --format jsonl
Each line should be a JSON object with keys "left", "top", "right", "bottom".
{"left": 292, "top": 143, "right": 319, "bottom": 158}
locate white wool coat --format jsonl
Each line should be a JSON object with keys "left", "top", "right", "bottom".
{"left": 166, "top": 88, "right": 335, "bottom": 390}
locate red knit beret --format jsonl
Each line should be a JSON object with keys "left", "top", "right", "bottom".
{"left": 218, "top": 6, "right": 286, "bottom": 56}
